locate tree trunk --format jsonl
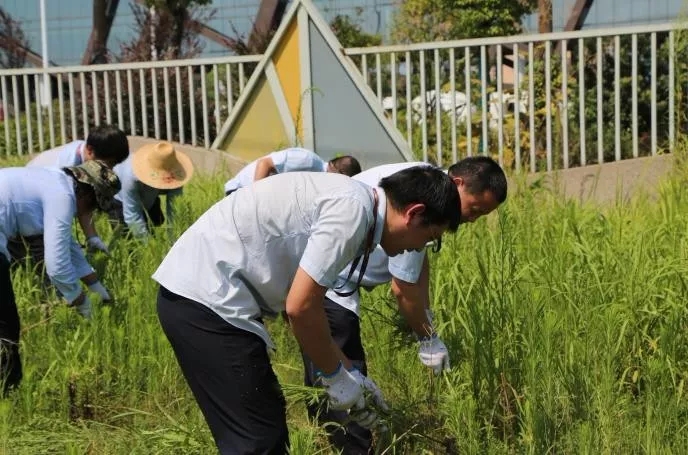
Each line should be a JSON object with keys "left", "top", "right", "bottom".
{"left": 538, "top": 0, "right": 552, "bottom": 34}
{"left": 92, "top": 0, "right": 108, "bottom": 62}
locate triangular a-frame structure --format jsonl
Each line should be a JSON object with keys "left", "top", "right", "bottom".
{"left": 211, "top": 0, "right": 414, "bottom": 169}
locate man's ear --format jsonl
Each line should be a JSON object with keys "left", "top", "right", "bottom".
{"left": 404, "top": 203, "right": 426, "bottom": 225}
{"left": 451, "top": 176, "right": 463, "bottom": 187}
{"left": 83, "top": 145, "right": 95, "bottom": 160}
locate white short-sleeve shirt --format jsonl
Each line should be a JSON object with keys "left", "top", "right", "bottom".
{"left": 152, "top": 172, "right": 385, "bottom": 349}
{"left": 26, "top": 141, "right": 85, "bottom": 168}
{"left": 223, "top": 147, "right": 327, "bottom": 194}
{"left": 325, "top": 161, "right": 433, "bottom": 315}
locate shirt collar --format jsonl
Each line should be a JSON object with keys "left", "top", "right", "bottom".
{"left": 372, "top": 186, "right": 386, "bottom": 247}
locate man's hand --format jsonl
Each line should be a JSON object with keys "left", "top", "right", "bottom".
{"left": 319, "top": 363, "right": 388, "bottom": 429}
{"left": 320, "top": 362, "right": 365, "bottom": 411}
{"left": 418, "top": 334, "right": 451, "bottom": 375}
{"left": 88, "top": 280, "right": 112, "bottom": 303}
{"left": 71, "top": 293, "right": 92, "bottom": 320}
{"left": 86, "top": 236, "right": 110, "bottom": 255}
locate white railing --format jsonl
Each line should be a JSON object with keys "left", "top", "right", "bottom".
{"left": 1, "top": 22, "right": 686, "bottom": 173}
{"left": 0, "top": 55, "right": 261, "bottom": 156}
{"left": 345, "top": 22, "right": 685, "bottom": 172}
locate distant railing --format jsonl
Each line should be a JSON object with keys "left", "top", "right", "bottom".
{"left": 2, "top": 22, "right": 686, "bottom": 173}
{"left": 0, "top": 55, "right": 261, "bottom": 156}
{"left": 345, "top": 22, "right": 686, "bottom": 172}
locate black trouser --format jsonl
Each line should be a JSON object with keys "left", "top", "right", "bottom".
{"left": 0, "top": 254, "right": 22, "bottom": 396}
{"left": 301, "top": 298, "right": 372, "bottom": 455}
{"left": 6, "top": 235, "right": 52, "bottom": 291}
{"left": 107, "top": 197, "right": 165, "bottom": 234}
{"left": 156, "top": 286, "right": 289, "bottom": 455}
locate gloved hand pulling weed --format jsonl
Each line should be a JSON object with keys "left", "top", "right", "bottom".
{"left": 319, "top": 362, "right": 389, "bottom": 429}
{"left": 418, "top": 333, "right": 450, "bottom": 375}
{"left": 86, "top": 235, "right": 110, "bottom": 256}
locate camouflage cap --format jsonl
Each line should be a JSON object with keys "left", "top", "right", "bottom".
{"left": 64, "top": 160, "right": 121, "bottom": 211}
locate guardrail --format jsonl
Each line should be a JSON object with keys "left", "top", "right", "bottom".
{"left": 2, "top": 22, "right": 685, "bottom": 173}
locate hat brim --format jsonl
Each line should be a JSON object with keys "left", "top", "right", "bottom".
{"left": 131, "top": 144, "right": 194, "bottom": 190}
{"left": 63, "top": 164, "right": 120, "bottom": 212}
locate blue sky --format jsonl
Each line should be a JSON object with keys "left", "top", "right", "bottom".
{"left": 3, "top": 0, "right": 685, "bottom": 66}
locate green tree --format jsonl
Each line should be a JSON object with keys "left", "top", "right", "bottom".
{"left": 329, "top": 12, "right": 382, "bottom": 48}
{"left": 390, "top": 0, "right": 537, "bottom": 44}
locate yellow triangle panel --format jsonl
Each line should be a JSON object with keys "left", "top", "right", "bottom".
{"left": 273, "top": 17, "right": 302, "bottom": 139}
{"left": 218, "top": 76, "right": 290, "bottom": 162}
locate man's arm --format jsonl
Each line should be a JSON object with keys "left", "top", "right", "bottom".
{"left": 391, "top": 255, "right": 434, "bottom": 338}
{"left": 286, "top": 267, "right": 350, "bottom": 374}
{"left": 121, "top": 181, "right": 149, "bottom": 237}
{"left": 253, "top": 156, "right": 277, "bottom": 181}
{"left": 42, "top": 199, "right": 84, "bottom": 304}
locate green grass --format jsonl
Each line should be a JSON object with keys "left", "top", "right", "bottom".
{"left": 2, "top": 153, "right": 688, "bottom": 454}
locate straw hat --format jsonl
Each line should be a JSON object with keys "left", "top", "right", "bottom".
{"left": 131, "top": 141, "right": 194, "bottom": 190}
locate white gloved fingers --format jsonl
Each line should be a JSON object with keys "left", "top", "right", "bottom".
{"left": 88, "top": 280, "right": 112, "bottom": 302}
{"left": 87, "top": 236, "right": 110, "bottom": 255}
{"left": 443, "top": 352, "right": 451, "bottom": 372}
{"left": 75, "top": 296, "right": 92, "bottom": 320}
{"left": 319, "top": 363, "right": 365, "bottom": 411}
{"left": 419, "top": 336, "right": 451, "bottom": 375}
{"left": 364, "top": 378, "right": 389, "bottom": 412}
{"left": 349, "top": 408, "right": 378, "bottom": 429}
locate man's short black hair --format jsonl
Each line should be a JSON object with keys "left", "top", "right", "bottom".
{"left": 86, "top": 124, "right": 129, "bottom": 165}
{"left": 379, "top": 165, "right": 460, "bottom": 231}
{"left": 447, "top": 156, "right": 507, "bottom": 203}
{"left": 328, "top": 155, "right": 362, "bottom": 177}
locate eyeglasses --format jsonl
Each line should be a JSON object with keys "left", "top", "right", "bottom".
{"left": 424, "top": 238, "right": 442, "bottom": 253}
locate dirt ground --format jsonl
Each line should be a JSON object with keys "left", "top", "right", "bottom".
{"left": 128, "top": 136, "right": 675, "bottom": 206}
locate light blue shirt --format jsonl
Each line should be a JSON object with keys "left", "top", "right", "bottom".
{"left": 153, "top": 172, "right": 384, "bottom": 349}
{"left": 326, "top": 162, "right": 431, "bottom": 315}
{"left": 223, "top": 147, "right": 328, "bottom": 194}
{"left": 26, "top": 140, "right": 85, "bottom": 168}
{"left": 113, "top": 156, "right": 182, "bottom": 236}
{"left": 0, "top": 167, "right": 92, "bottom": 303}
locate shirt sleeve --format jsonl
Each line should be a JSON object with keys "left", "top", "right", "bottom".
{"left": 70, "top": 237, "right": 95, "bottom": 279}
{"left": 42, "top": 194, "right": 82, "bottom": 303}
{"left": 388, "top": 250, "right": 426, "bottom": 284}
{"left": 165, "top": 188, "right": 182, "bottom": 224}
{"left": 278, "top": 149, "right": 322, "bottom": 173}
{"left": 269, "top": 151, "right": 289, "bottom": 171}
{"left": 120, "top": 175, "right": 149, "bottom": 237}
{"left": 299, "top": 196, "right": 371, "bottom": 288}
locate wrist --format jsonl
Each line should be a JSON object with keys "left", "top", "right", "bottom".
{"left": 417, "top": 332, "right": 438, "bottom": 342}
{"left": 316, "top": 361, "right": 343, "bottom": 379}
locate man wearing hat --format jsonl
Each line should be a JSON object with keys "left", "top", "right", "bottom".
{"left": 0, "top": 160, "right": 121, "bottom": 395}
{"left": 223, "top": 147, "right": 361, "bottom": 196}
{"left": 23, "top": 124, "right": 130, "bottom": 256}
{"left": 108, "top": 141, "right": 194, "bottom": 239}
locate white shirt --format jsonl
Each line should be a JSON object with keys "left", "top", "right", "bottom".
{"left": 223, "top": 147, "right": 327, "bottom": 194}
{"left": 326, "top": 162, "right": 431, "bottom": 315}
{"left": 152, "top": 172, "right": 385, "bottom": 349}
{"left": 113, "top": 156, "right": 182, "bottom": 236}
{"left": 0, "top": 167, "right": 93, "bottom": 303}
{"left": 26, "top": 140, "right": 85, "bottom": 168}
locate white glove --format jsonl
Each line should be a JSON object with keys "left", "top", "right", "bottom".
{"left": 418, "top": 334, "right": 450, "bottom": 375}
{"left": 88, "top": 281, "right": 112, "bottom": 302}
{"left": 73, "top": 295, "right": 92, "bottom": 320}
{"left": 319, "top": 362, "right": 366, "bottom": 411}
{"left": 319, "top": 363, "right": 388, "bottom": 429}
{"left": 86, "top": 236, "right": 110, "bottom": 255}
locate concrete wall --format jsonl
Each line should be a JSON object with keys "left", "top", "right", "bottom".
{"left": 118, "top": 137, "right": 681, "bottom": 206}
